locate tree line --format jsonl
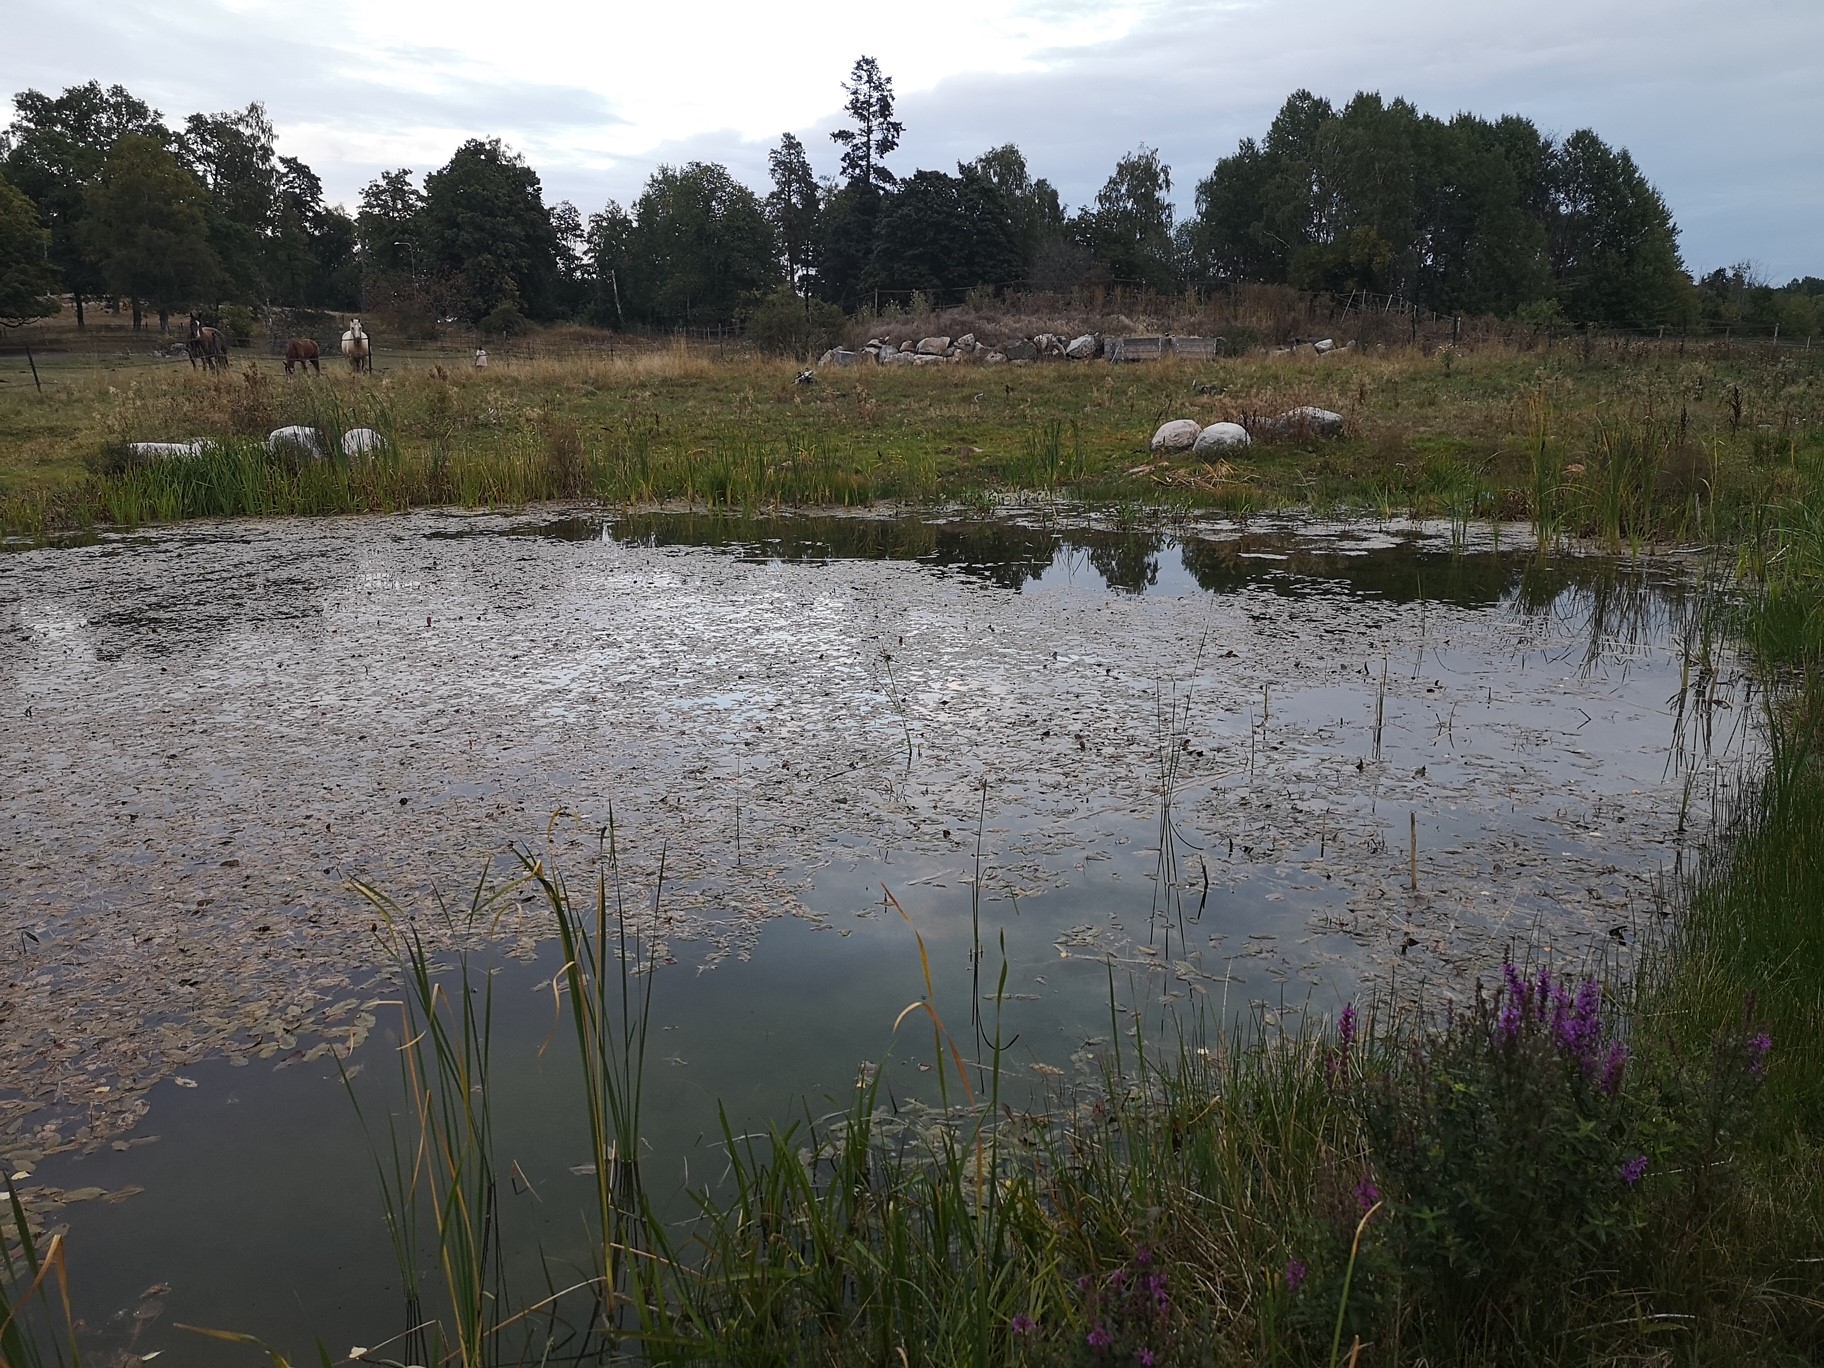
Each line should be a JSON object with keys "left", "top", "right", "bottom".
{"left": 3, "top": 64, "right": 1820, "bottom": 341}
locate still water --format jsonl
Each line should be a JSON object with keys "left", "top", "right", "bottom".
{"left": 1, "top": 507, "right": 1755, "bottom": 1361}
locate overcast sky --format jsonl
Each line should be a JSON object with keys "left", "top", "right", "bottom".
{"left": 3, "top": 0, "right": 1819, "bottom": 280}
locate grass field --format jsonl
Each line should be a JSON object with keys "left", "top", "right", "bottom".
{"left": 2, "top": 314, "right": 1820, "bottom": 545}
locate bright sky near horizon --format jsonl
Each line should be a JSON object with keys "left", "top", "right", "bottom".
{"left": 4, "top": 0, "right": 1820, "bottom": 280}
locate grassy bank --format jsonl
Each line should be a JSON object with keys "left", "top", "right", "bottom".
{"left": 2, "top": 329, "right": 1820, "bottom": 545}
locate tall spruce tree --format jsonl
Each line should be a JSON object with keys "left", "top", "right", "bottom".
{"left": 829, "top": 56, "right": 902, "bottom": 190}
{"left": 766, "top": 133, "right": 820, "bottom": 293}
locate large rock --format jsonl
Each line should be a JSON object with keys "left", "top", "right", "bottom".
{"left": 1065, "top": 333, "right": 1099, "bottom": 359}
{"left": 1003, "top": 338, "right": 1039, "bottom": 362}
{"left": 911, "top": 352, "right": 946, "bottom": 365}
{"left": 1313, "top": 338, "right": 1336, "bottom": 354}
{"left": 1260, "top": 406, "right": 1345, "bottom": 440}
{"left": 879, "top": 350, "right": 914, "bottom": 366}
{"left": 955, "top": 334, "right": 977, "bottom": 351}
{"left": 342, "top": 427, "right": 388, "bottom": 458}
{"left": 982, "top": 351, "right": 1008, "bottom": 365}
{"left": 1149, "top": 419, "right": 1203, "bottom": 452}
{"left": 267, "top": 425, "right": 325, "bottom": 458}
{"left": 1192, "top": 422, "right": 1251, "bottom": 456}
{"left": 819, "top": 348, "right": 863, "bottom": 367}
{"left": 916, "top": 335, "right": 951, "bottom": 356}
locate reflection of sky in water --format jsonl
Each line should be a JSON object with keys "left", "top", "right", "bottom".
{"left": 4, "top": 508, "right": 1757, "bottom": 1364}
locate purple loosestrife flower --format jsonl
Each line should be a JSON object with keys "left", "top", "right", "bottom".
{"left": 1339, "top": 1002, "right": 1358, "bottom": 1052}
{"left": 1285, "top": 1258, "right": 1307, "bottom": 1292}
{"left": 1749, "top": 1032, "right": 1773, "bottom": 1082}
{"left": 1135, "top": 1350, "right": 1157, "bottom": 1367}
{"left": 1497, "top": 998, "right": 1523, "bottom": 1044}
{"left": 1355, "top": 1177, "right": 1381, "bottom": 1212}
{"left": 1599, "top": 1040, "right": 1628, "bottom": 1096}
{"left": 1559, "top": 977, "right": 1604, "bottom": 1064}
{"left": 1621, "top": 1154, "right": 1649, "bottom": 1186}
{"left": 1010, "top": 1314, "right": 1035, "bottom": 1336}
{"left": 1135, "top": 1246, "right": 1152, "bottom": 1266}
{"left": 1088, "top": 1323, "right": 1113, "bottom": 1352}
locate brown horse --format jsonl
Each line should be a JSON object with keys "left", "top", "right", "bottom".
{"left": 187, "top": 313, "right": 230, "bottom": 371}
{"left": 283, "top": 338, "right": 321, "bottom": 375}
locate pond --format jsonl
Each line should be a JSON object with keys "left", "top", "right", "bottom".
{"left": 0, "top": 506, "right": 1757, "bottom": 1362}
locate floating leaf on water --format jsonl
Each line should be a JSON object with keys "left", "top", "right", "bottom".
{"left": 173, "top": 1077, "right": 199, "bottom": 1088}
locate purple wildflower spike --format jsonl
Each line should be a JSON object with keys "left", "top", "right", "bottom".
{"left": 1749, "top": 1032, "right": 1772, "bottom": 1082}
{"left": 1285, "top": 1258, "right": 1307, "bottom": 1292}
{"left": 1621, "top": 1154, "right": 1649, "bottom": 1185}
{"left": 1599, "top": 1040, "right": 1628, "bottom": 1095}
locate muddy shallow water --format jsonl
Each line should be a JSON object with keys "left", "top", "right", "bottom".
{"left": 1, "top": 505, "right": 1758, "bottom": 1358}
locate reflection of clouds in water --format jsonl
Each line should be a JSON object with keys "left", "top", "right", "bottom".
{"left": 0, "top": 508, "right": 1760, "bottom": 1158}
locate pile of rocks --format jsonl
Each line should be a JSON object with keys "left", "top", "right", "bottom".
{"left": 1149, "top": 405, "right": 1345, "bottom": 457}
{"left": 822, "top": 331, "right": 1105, "bottom": 368}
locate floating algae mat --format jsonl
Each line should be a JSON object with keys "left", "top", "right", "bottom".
{"left": 0, "top": 506, "right": 1759, "bottom": 1358}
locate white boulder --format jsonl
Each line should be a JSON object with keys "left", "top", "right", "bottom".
{"left": 1065, "top": 334, "right": 1100, "bottom": 360}
{"left": 916, "top": 335, "right": 951, "bottom": 356}
{"left": 267, "top": 425, "right": 326, "bottom": 458}
{"left": 1150, "top": 419, "right": 1203, "bottom": 452}
{"left": 1313, "top": 338, "right": 1336, "bottom": 354}
{"left": 1192, "top": 422, "right": 1251, "bottom": 456}
{"left": 342, "top": 427, "right": 387, "bottom": 458}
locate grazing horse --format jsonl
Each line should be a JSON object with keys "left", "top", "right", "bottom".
{"left": 340, "top": 318, "right": 372, "bottom": 373}
{"left": 187, "top": 313, "right": 230, "bottom": 371}
{"left": 283, "top": 338, "right": 321, "bottom": 376}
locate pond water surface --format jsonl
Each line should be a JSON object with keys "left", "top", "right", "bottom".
{"left": 1, "top": 506, "right": 1757, "bottom": 1362}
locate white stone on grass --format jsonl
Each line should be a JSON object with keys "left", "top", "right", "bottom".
{"left": 342, "top": 428, "right": 387, "bottom": 458}
{"left": 267, "top": 425, "right": 326, "bottom": 458}
{"left": 1149, "top": 419, "right": 1203, "bottom": 452}
{"left": 1192, "top": 422, "right": 1251, "bottom": 456}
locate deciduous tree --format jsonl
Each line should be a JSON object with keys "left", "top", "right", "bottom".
{"left": 0, "top": 170, "right": 60, "bottom": 329}
{"left": 0, "top": 81, "right": 168, "bottom": 325}
{"left": 420, "top": 139, "right": 560, "bottom": 321}
{"left": 79, "top": 133, "right": 220, "bottom": 329}
{"left": 623, "top": 161, "right": 779, "bottom": 325}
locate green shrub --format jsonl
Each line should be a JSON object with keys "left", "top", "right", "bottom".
{"left": 741, "top": 286, "right": 845, "bottom": 357}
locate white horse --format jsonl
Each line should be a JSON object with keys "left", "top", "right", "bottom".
{"left": 340, "top": 318, "right": 372, "bottom": 373}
